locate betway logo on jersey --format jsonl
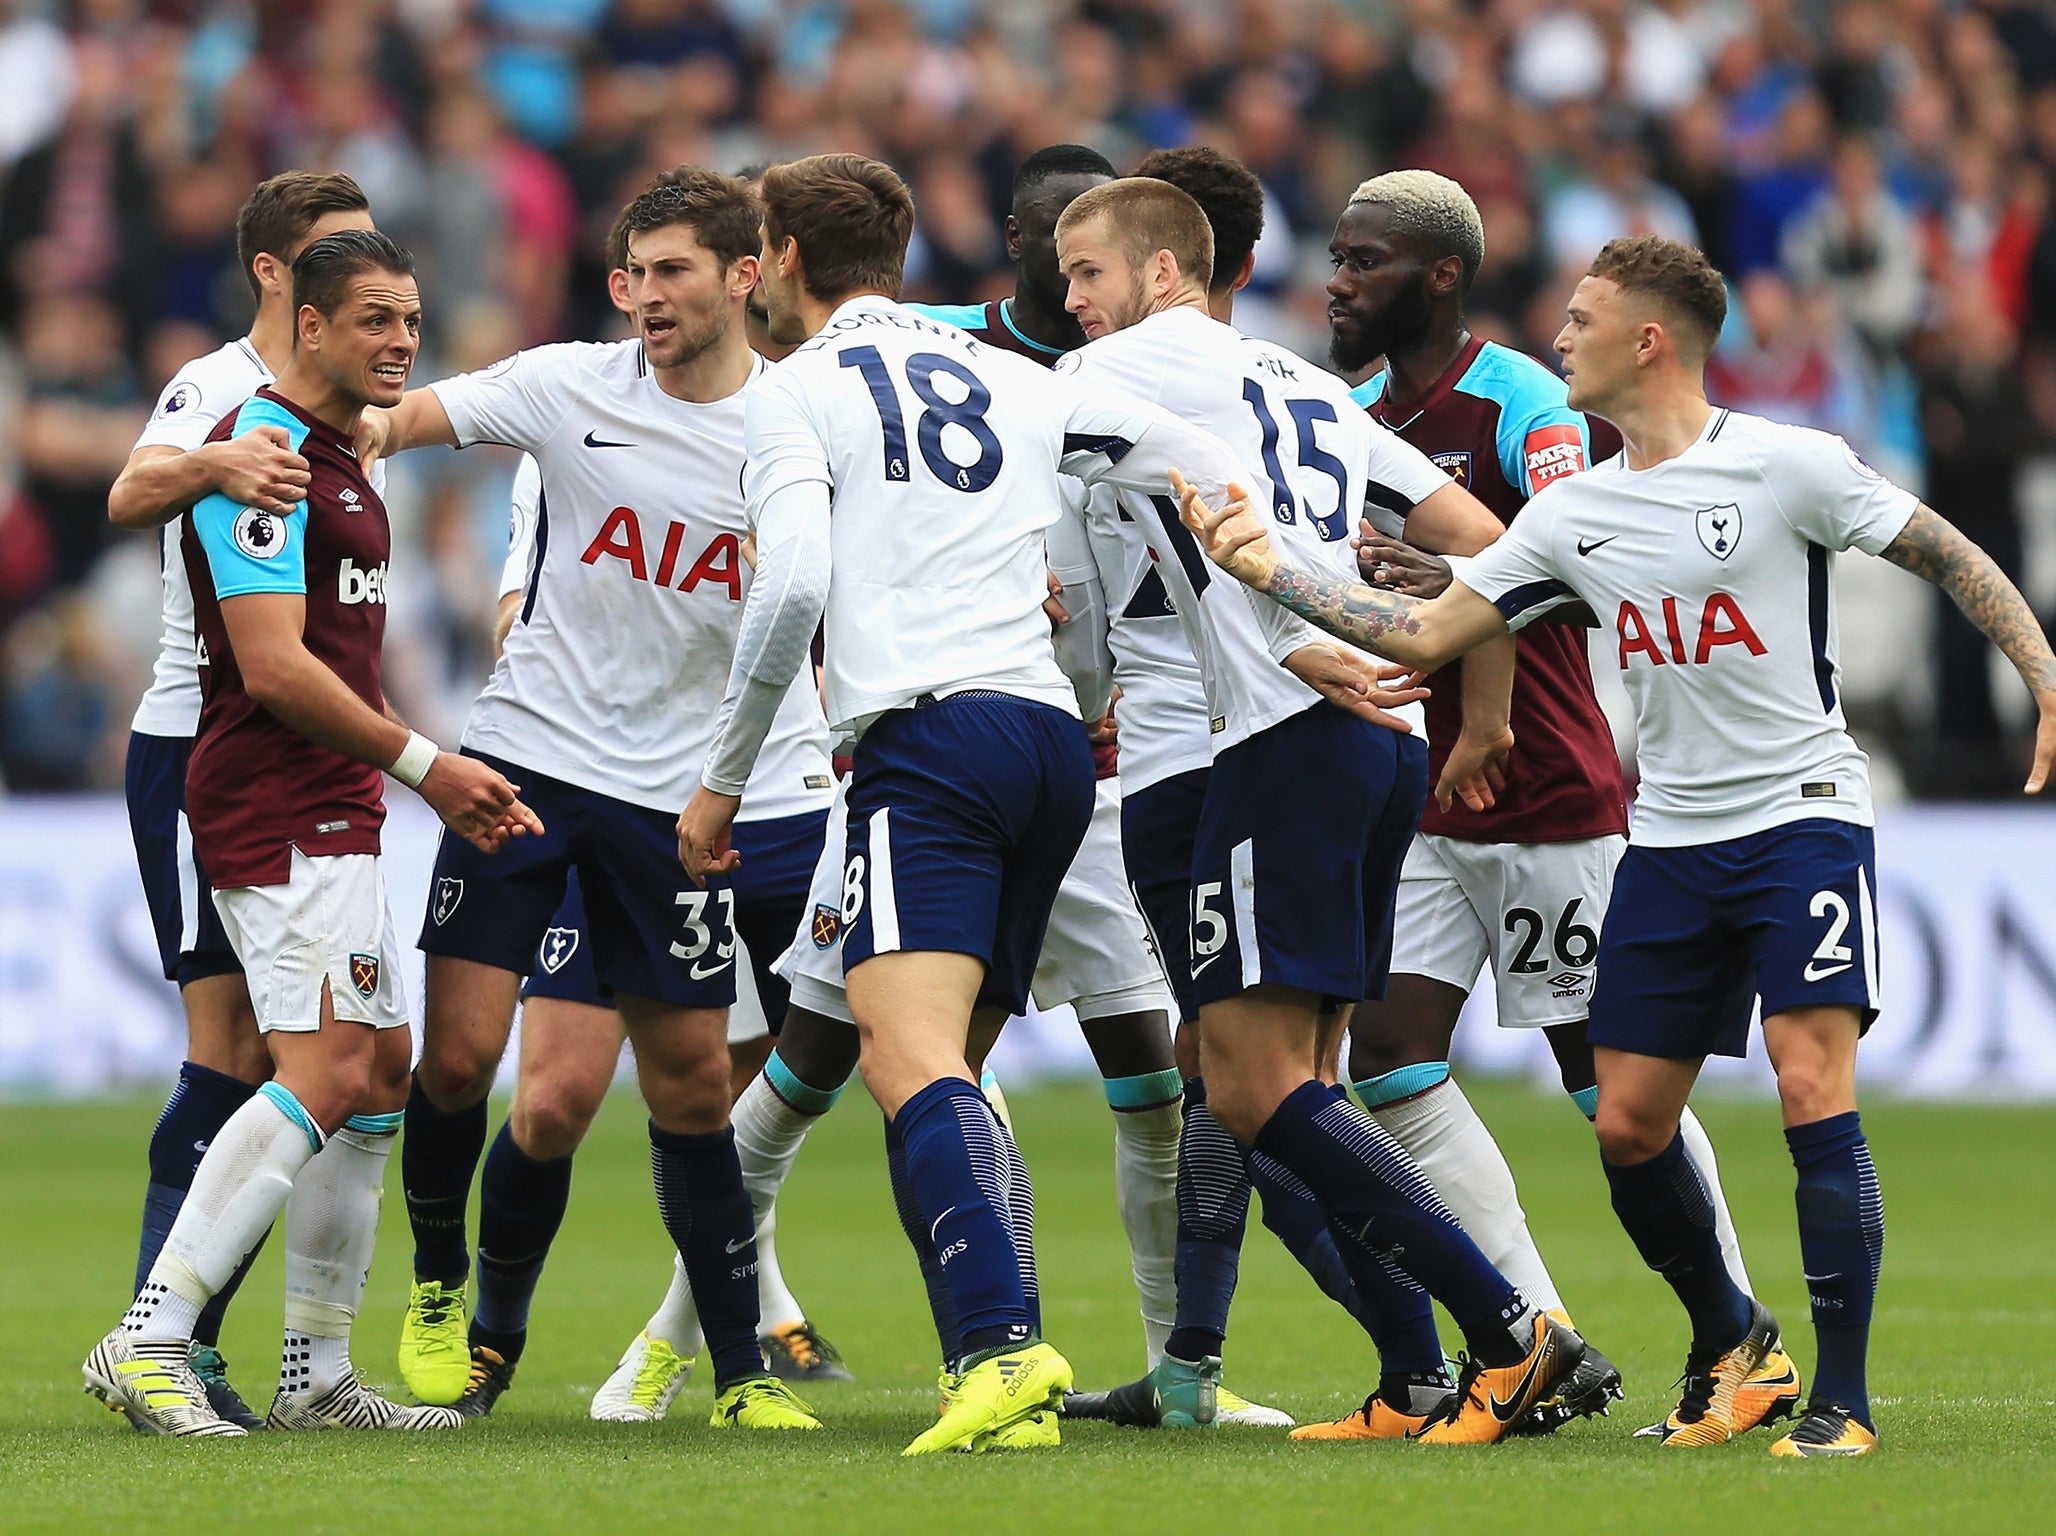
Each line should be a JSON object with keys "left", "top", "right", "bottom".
{"left": 581, "top": 507, "right": 742, "bottom": 599}
{"left": 1616, "top": 595, "right": 1765, "bottom": 669}
{"left": 338, "top": 558, "right": 388, "bottom": 605}
{"left": 1523, "top": 424, "right": 1587, "bottom": 488}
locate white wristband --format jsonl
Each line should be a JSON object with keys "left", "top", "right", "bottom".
{"left": 390, "top": 730, "right": 439, "bottom": 788}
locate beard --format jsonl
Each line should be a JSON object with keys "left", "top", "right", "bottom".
{"left": 646, "top": 304, "right": 728, "bottom": 367}
{"left": 1329, "top": 276, "right": 1434, "bottom": 373}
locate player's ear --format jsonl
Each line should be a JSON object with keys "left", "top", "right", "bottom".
{"left": 295, "top": 302, "right": 321, "bottom": 352}
{"left": 607, "top": 267, "right": 633, "bottom": 314}
{"left": 1004, "top": 214, "right": 1023, "bottom": 261}
{"left": 1231, "top": 249, "right": 1256, "bottom": 294}
{"left": 1428, "top": 253, "right": 1464, "bottom": 300}
{"left": 730, "top": 252, "right": 760, "bottom": 299}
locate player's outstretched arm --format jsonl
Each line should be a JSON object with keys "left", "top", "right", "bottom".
{"left": 354, "top": 386, "right": 459, "bottom": 466}
{"left": 221, "top": 592, "right": 542, "bottom": 850}
{"left": 1882, "top": 503, "right": 2056, "bottom": 792}
{"left": 1170, "top": 469, "right": 1509, "bottom": 672}
{"left": 1403, "top": 480, "right": 1506, "bottom": 557}
{"left": 108, "top": 430, "right": 312, "bottom": 529}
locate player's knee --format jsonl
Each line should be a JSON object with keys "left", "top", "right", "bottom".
{"left": 1199, "top": 1079, "right": 1269, "bottom": 1147}
{"left": 637, "top": 1040, "right": 732, "bottom": 1133}
{"left": 1772, "top": 1058, "right": 1848, "bottom": 1126}
{"left": 1593, "top": 1102, "right": 1671, "bottom": 1165}
{"left": 415, "top": 1035, "right": 497, "bottom": 1109}
{"left": 511, "top": 1081, "right": 601, "bottom": 1160}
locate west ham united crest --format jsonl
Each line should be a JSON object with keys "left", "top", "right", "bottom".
{"left": 1695, "top": 503, "right": 1741, "bottom": 560}
{"left": 1430, "top": 450, "right": 1472, "bottom": 486}
{"left": 433, "top": 877, "right": 464, "bottom": 925}
{"left": 539, "top": 927, "right": 579, "bottom": 974}
{"left": 812, "top": 902, "right": 842, "bottom": 949}
{"left": 349, "top": 952, "right": 380, "bottom": 999}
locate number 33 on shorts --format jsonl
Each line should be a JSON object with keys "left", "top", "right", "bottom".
{"left": 671, "top": 887, "right": 736, "bottom": 979}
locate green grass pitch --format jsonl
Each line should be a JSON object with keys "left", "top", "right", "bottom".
{"left": 2, "top": 1080, "right": 2049, "bottom": 1533}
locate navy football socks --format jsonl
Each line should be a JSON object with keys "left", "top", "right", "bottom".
{"left": 1787, "top": 1111, "right": 1882, "bottom": 1428}
{"left": 892, "top": 1078, "right": 1034, "bottom": 1358}
{"left": 470, "top": 1122, "right": 574, "bottom": 1367}
{"left": 649, "top": 1122, "right": 763, "bottom": 1387}
{"left": 1604, "top": 1129, "right": 1752, "bottom": 1352}
{"left": 402, "top": 1075, "right": 489, "bottom": 1285}
{"left": 989, "top": 1111, "right": 1041, "bottom": 1336}
{"left": 1166, "top": 1078, "right": 1248, "bottom": 1362}
{"left": 1255, "top": 1080, "right": 1529, "bottom": 1367}
{"left": 884, "top": 1112, "right": 965, "bottom": 1368}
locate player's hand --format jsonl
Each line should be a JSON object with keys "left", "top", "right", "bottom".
{"left": 202, "top": 426, "right": 310, "bottom": 517}
{"left": 353, "top": 406, "right": 394, "bottom": 469}
{"left": 1170, "top": 469, "right": 1277, "bottom": 589}
{"left": 2028, "top": 688, "right": 2056, "bottom": 793}
{"left": 1044, "top": 567, "right": 1070, "bottom": 627}
{"left": 1283, "top": 643, "right": 1426, "bottom": 734}
{"left": 1436, "top": 723, "right": 1514, "bottom": 813}
{"left": 1086, "top": 687, "right": 1120, "bottom": 747}
{"left": 740, "top": 531, "right": 758, "bottom": 569}
{"left": 1355, "top": 528, "right": 1453, "bottom": 599}
{"left": 418, "top": 753, "right": 544, "bottom": 853}
{"left": 677, "top": 785, "right": 743, "bottom": 887}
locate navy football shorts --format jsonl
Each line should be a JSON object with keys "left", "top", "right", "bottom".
{"left": 125, "top": 731, "right": 241, "bottom": 986}
{"left": 1189, "top": 702, "right": 1416, "bottom": 1010}
{"left": 841, "top": 691, "right": 1095, "bottom": 1014}
{"left": 1119, "top": 764, "right": 1211, "bottom": 1025}
{"left": 1587, "top": 817, "right": 1881, "bottom": 1060}
{"left": 420, "top": 749, "right": 824, "bottom": 1012}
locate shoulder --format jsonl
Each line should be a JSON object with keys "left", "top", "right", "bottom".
{"left": 142, "top": 341, "right": 269, "bottom": 437}
{"left": 1456, "top": 342, "right": 1570, "bottom": 418}
{"left": 1349, "top": 371, "right": 1387, "bottom": 410}
{"left": 902, "top": 301, "right": 988, "bottom": 332}
{"left": 218, "top": 392, "right": 312, "bottom": 447}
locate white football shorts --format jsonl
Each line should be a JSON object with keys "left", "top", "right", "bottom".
{"left": 1388, "top": 832, "right": 1626, "bottom": 1029}
{"left": 213, "top": 849, "right": 409, "bottom": 1034}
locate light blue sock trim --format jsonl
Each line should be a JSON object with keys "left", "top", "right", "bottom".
{"left": 344, "top": 1110, "right": 403, "bottom": 1137}
{"left": 1570, "top": 1085, "right": 1600, "bottom": 1121}
{"left": 764, "top": 1051, "right": 843, "bottom": 1116}
{"left": 1103, "top": 1068, "right": 1184, "bottom": 1111}
{"left": 1352, "top": 1061, "right": 1451, "bottom": 1109}
{"left": 257, "top": 1081, "right": 324, "bottom": 1153}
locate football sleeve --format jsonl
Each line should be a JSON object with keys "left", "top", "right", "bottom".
{"left": 1046, "top": 478, "right": 1114, "bottom": 720}
{"left": 1450, "top": 497, "right": 1575, "bottom": 633}
{"left": 1495, "top": 385, "right": 1595, "bottom": 498}
{"left": 497, "top": 454, "right": 542, "bottom": 601}
{"left": 185, "top": 398, "right": 312, "bottom": 599}
{"left": 1762, "top": 426, "right": 1920, "bottom": 555}
{"left": 132, "top": 361, "right": 249, "bottom": 454}
{"left": 431, "top": 344, "right": 588, "bottom": 451}
{"left": 1362, "top": 416, "right": 1457, "bottom": 517}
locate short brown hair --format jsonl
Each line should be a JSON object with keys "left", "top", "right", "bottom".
{"left": 1132, "top": 149, "right": 1261, "bottom": 295}
{"left": 1587, "top": 235, "right": 1729, "bottom": 354}
{"left": 617, "top": 165, "right": 761, "bottom": 271}
{"left": 760, "top": 154, "right": 915, "bottom": 301}
{"left": 1056, "top": 178, "right": 1214, "bottom": 292}
{"left": 236, "top": 171, "right": 370, "bottom": 301}
{"left": 292, "top": 229, "right": 415, "bottom": 320}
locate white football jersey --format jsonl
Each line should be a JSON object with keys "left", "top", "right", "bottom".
{"left": 745, "top": 295, "right": 1251, "bottom": 743}
{"left": 1057, "top": 306, "right": 1451, "bottom": 759}
{"left": 497, "top": 453, "right": 543, "bottom": 601}
{"left": 129, "top": 339, "right": 390, "bottom": 737}
{"left": 1460, "top": 408, "right": 1920, "bottom": 846}
{"left": 438, "top": 341, "right": 832, "bottom": 819}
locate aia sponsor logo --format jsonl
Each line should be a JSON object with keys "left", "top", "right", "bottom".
{"left": 581, "top": 507, "right": 742, "bottom": 599}
{"left": 1523, "top": 424, "right": 1587, "bottom": 488}
{"left": 1616, "top": 594, "right": 1766, "bottom": 669}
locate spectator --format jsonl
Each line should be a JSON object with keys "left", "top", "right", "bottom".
{"left": 1783, "top": 132, "right": 1926, "bottom": 363}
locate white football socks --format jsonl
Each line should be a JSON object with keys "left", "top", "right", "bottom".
{"left": 645, "top": 1253, "right": 705, "bottom": 1357}
{"left": 279, "top": 1117, "right": 396, "bottom": 1396}
{"left": 1365, "top": 1076, "right": 1566, "bottom": 1315}
{"left": 732, "top": 1074, "right": 817, "bottom": 1329}
{"left": 1110, "top": 1098, "right": 1181, "bottom": 1368}
{"left": 128, "top": 1084, "right": 323, "bottom": 1344}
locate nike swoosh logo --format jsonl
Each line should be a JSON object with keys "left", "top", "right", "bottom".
{"left": 1576, "top": 535, "right": 1619, "bottom": 556}
{"left": 689, "top": 957, "right": 734, "bottom": 980}
{"left": 929, "top": 1206, "right": 957, "bottom": 1244}
{"left": 1803, "top": 960, "right": 1853, "bottom": 981}
{"left": 1802, "top": 1273, "right": 1842, "bottom": 1283}
{"left": 583, "top": 430, "right": 635, "bottom": 449}
{"left": 1488, "top": 1340, "right": 1554, "bottom": 1421}
{"left": 1191, "top": 953, "right": 1223, "bottom": 977}
{"left": 725, "top": 1236, "right": 751, "bottom": 1254}
{"left": 192, "top": 1140, "right": 210, "bottom": 1153}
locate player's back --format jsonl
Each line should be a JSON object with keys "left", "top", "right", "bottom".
{"left": 746, "top": 296, "right": 1079, "bottom": 739}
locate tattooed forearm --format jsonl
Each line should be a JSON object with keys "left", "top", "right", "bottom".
{"left": 1262, "top": 561, "right": 1436, "bottom": 664}
{"left": 1883, "top": 505, "right": 2056, "bottom": 693}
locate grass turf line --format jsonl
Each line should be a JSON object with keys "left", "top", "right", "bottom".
{"left": 2, "top": 1082, "right": 2049, "bottom": 1533}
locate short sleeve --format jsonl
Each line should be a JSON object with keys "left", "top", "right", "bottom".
{"left": 498, "top": 455, "right": 542, "bottom": 600}
{"left": 1498, "top": 401, "right": 1594, "bottom": 497}
{"left": 132, "top": 368, "right": 244, "bottom": 454}
{"left": 741, "top": 370, "right": 831, "bottom": 522}
{"left": 1045, "top": 477, "right": 1099, "bottom": 584}
{"left": 432, "top": 344, "right": 586, "bottom": 451}
{"left": 1763, "top": 427, "right": 1920, "bottom": 555}
{"left": 1454, "top": 498, "right": 1573, "bottom": 632}
{"left": 191, "top": 492, "right": 307, "bottom": 598}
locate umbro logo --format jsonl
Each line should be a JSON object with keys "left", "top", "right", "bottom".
{"left": 1545, "top": 970, "right": 1588, "bottom": 990}
{"left": 1576, "top": 535, "right": 1619, "bottom": 557}
{"left": 582, "top": 429, "right": 635, "bottom": 449}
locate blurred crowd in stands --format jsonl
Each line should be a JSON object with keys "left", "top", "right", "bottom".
{"left": 1, "top": 0, "right": 2052, "bottom": 797}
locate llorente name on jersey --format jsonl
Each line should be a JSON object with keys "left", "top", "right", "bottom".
{"left": 794, "top": 306, "right": 988, "bottom": 358}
